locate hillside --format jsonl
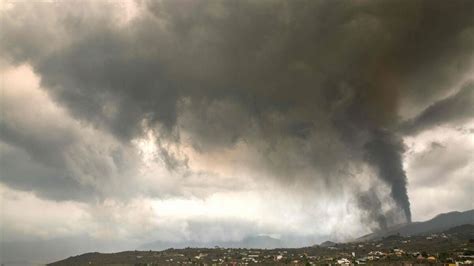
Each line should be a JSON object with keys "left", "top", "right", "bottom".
{"left": 49, "top": 222, "right": 474, "bottom": 265}
{"left": 357, "top": 209, "right": 474, "bottom": 241}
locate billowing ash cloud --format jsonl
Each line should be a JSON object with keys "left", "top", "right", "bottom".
{"left": 357, "top": 188, "right": 388, "bottom": 231}
{"left": 364, "top": 130, "right": 410, "bottom": 222}
{"left": 1, "top": 0, "right": 474, "bottom": 229}
{"left": 401, "top": 83, "right": 474, "bottom": 135}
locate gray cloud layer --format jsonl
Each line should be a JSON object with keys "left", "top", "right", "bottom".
{"left": 1, "top": 0, "right": 474, "bottom": 230}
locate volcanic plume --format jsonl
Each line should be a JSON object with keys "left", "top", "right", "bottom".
{"left": 2, "top": 0, "right": 474, "bottom": 231}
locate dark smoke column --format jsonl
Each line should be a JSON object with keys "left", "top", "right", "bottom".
{"left": 364, "top": 129, "right": 412, "bottom": 223}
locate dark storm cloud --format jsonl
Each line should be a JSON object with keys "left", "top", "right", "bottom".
{"left": 401, "top": 83, "right": 474, "bottom": 135}
{"left": 0, "top": 141, "right": 95, "bottom": 201}
{"left": 1, "top": 0, "right": 474, "bottom": 227}
{"left": 0, "top": 102, "right": 137, "bottom": 201}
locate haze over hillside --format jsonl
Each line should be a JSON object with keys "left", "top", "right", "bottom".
{"left": 48, "top": 210, "right": 474, "bottom": 265}
{"left": 2, "top": 210, "right": 473, "bottom": 265}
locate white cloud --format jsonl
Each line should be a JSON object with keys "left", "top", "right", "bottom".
{"left": 0, "top": 183, "right": 89, "bottom": 241}
{"left": 404, "top": 122, "right": 474, "bottom": 221}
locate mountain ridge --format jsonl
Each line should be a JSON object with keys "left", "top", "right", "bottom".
{"left": 356, "top": 209, "right": 474, "bottom": 242}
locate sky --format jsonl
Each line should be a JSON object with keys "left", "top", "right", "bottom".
{"left": 0, "top": 0, "right": 473, "bottom": 263}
